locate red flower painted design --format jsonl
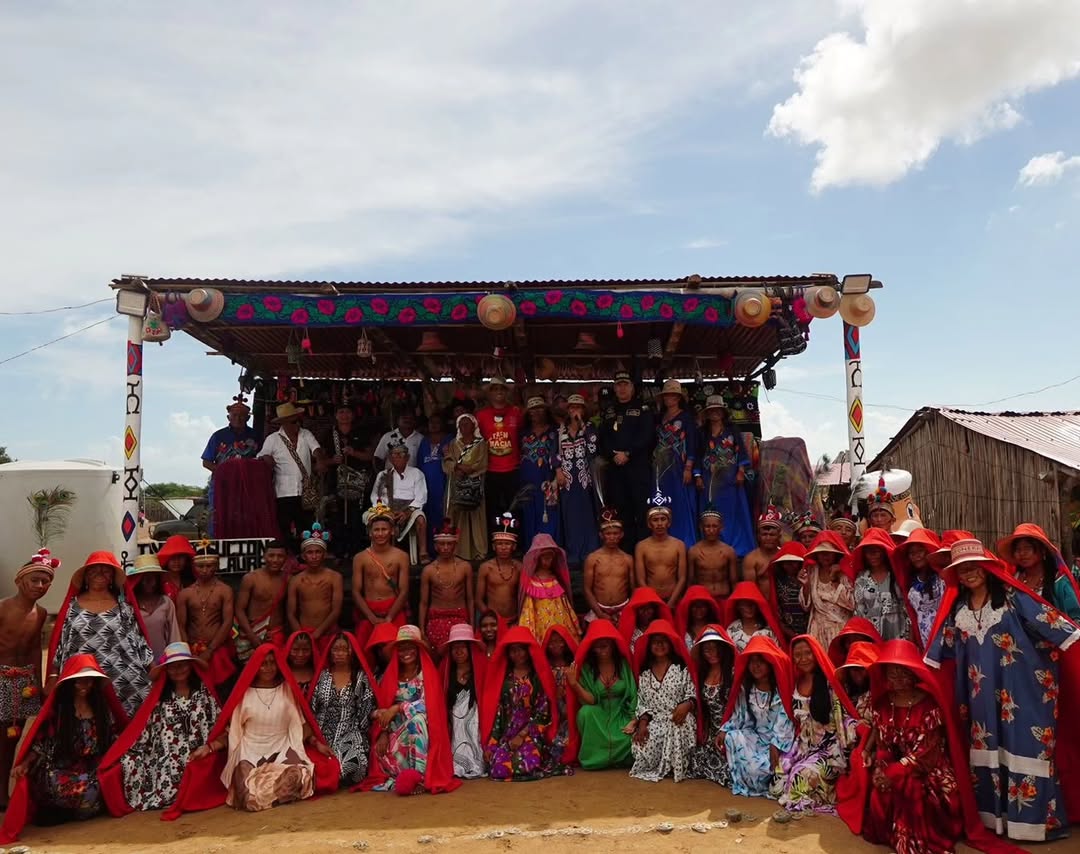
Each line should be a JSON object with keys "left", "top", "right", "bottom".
{"left": 570, "top": 299, "right": 587, "bottom": 316}
{"left": 520, "top": 300, "right": 537, "bottom": 316}
{"left": 620, "top": 304, "right": 634, "bottom": 319}
{"left": 659, "top": 303, "right": 674, "bottom": 319}
{"left": 317, "top": 299, "right": 336, "bottom": 316}
{"left": 451, "top": 303, "right": 468, "bottom": 321}
{"left": 993, "top": 631, "right": 1022, "bottom": 666}
{"left": 290, "top": 308, "right": 309, "bottom": 324}
{"left": 683, "top": 297, "right": 699, "bottom": 312}
{"left": 544, "top": 290, "right": 563, "bottom": 305}
{"left": 371, "top": 298, "right": 389, "bottom": 316}
{"left": 704, "top": 306, "right": 719, "bottom": 323}
{"left": 344, "top": 307, "right": 364, "bottom": 324}
{"left": 640, "top": 294, "right": 656, "bottom": 311}
{"left": 236, "top": 304, "right": 255, "bottom": 321}
{"left": 967, "top": 663, "right": 985, "bottom": 697}
{"left": 996, "top": 688, "right": 1018, "bottom": 723}
{"left": 423, "top": 297, "right": 442, "bottom": 314}
{"left": 263, "top": 295, "right": 282, "bottom": 312}
{"left": 596, "top": 294, "right": 614, "bottom": 309}
{"left": 398, "top": 307, "right": 416, "bottom": 324}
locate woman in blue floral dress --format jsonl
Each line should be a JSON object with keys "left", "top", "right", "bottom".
{"left": 556, "top": 394, "right": 600, "bottom": 569}
{"left": 519, "top": 398, "right": 561, "bottom": 547}
{"left": 654, "top": 381, "right": 699, "bottom": 548}
{"left": 695, "top": 396, "right": 754, "bottom": 557}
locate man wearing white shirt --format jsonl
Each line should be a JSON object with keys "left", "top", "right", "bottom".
{"left": 373, "top": 411, "right": 423, "bottom": 470}
{"left": 365, "top": 443, "right": 429, "bottom": 561}
{"left": 258, "top": 402, "right": 325, "bottom": 552}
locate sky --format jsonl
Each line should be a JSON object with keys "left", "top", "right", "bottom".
{"left": 2, "top": 0, "right": 1080, "bottom": 486}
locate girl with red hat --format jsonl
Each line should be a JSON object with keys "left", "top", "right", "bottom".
{"left": 543, "top": 625, "right": 580, "bottom": 768}
{"left": 675, "top": 584, "right": 722, "bottom": 651}
{"left": 893, "top": 527, "right": 944, "bottom": 648}
{"left": 799, "top": 532, "right": 856, "bottom": 651}
{"left": 440, "top": 623, "right": 486, "bottom": 779}
{"left": 997, "top": 523, "right": 1080, "bottom": 622}
{"left": 851, "top": 528, "right": 914, "bottom": 642}
{"left": 724, "top": 581, "right": 783, "bottom": 651}
{"left": 767, "top": 541, "right": 810, "bottom": 644}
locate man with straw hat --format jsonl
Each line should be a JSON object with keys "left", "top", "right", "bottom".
{"left": 599, "top": 368, "right": 655, "bottom": 550}
{"left": 259, "top": 402, "right": 325, "bottom": 552}
{"left": 0, "top": 549, "right": 57, "bottom": 807}
{"left": 476, "top": 376, "right": 523, "bottom": 520}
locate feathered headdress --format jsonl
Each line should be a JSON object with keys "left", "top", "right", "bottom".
{"left": 599, "top": 507, "right": 624, "bottom": 531}
{"left": 646, "top": 489, "right": 673, "bottom": 519}
{"left": 492, "top": 512, "right": 519, "bottom": 543}
{"left": 301, "top": 522, "right": 331, "bottom": 550}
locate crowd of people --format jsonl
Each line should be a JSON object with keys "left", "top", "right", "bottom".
{"left": 1, "top": 490, "right": 1078, "bottom": 852}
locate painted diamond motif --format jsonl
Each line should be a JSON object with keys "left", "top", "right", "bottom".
{"left": 848, "top": 398, "right": 864, "bottom": 433}
{"left": 126, "top": 341, "right": 143, "bottom": 376}
{"left": 124, "top": 426, "right": 138, "bottom": 460}
{"left": 121, "top": 511, "right": 137, "bottom": 541}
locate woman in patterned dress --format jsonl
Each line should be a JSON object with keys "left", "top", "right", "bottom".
{"left": 518, "top": 534, "right": 581, "bottom": 644}
{"left": 519, "top": 398, "right": 561, "bottom": 547}
{"left": 724, "top": 581, "right": 783, "bottom": 652}
{"left": 769, "top": 634, "right": 858, "bottom": 812}
{"left": 768, "top": 542, "right": 811, "bottom": 645}
{"left": 675, "top": 585, "right": 722, "bottom": 651}
{"left": 46, "top": 551, "right": 154, "bottom": 717}
{"left": 570, "top": 619, "right": 637, "bottom": 770}
{"left": 721, "top": 636, "right": 795, "bottom": 798}
{"left": 835, "top": 641, "right": 877, "bottom": 724}
{"left": 851, "top": 528, "right": 914, "bottom": 642}
{"left": 627, "top": 620, "right": 697, "bottom": 783}
{"left": 654, "top": 381, "right": 699, "bottom": 548}
{"left": 687, "top": 625, "right": 737, "bottom": 786}
{"left": 543, "top": 625, "right": 580, "bottom": 767}
{"left": 799, "top": 533, "right": 856, "bottom": 652}
{"left": 695, "top": 396, "right": 754, "bottom": 558}
{"left": 556, "top": 394, "right": 600, "bottom": 569}
{"left": 309, "top": 633, "right": 376, "bottom": 787}
{"left": 99, "top": 642, "right": 221, "bottom": 814}
{"left": 480, "top": 626, "right": 561, "bottom": 781}
{"left": 440, "top": 624, "right": 486, "bottom": 779}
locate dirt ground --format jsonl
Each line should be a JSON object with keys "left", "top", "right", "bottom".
{"left": 12, "top": 771, "right": 1077, "bottom": 854}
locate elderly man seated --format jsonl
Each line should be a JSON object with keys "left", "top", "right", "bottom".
{"left": 364, "top": 443, "right": 428, "bottom": 562}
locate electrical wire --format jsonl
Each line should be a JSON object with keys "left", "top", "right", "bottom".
{"left": 0, "top": 297, "right": 112, "bottom": 316}
{"left": 0, "top": 315, "right": 120, "bottom": 368}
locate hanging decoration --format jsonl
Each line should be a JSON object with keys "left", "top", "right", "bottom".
{"left": 477, "top": 293, "right": 516, "bottom": 331}
{"left": 142, "top": 292, "right": 171, "bottom": 344}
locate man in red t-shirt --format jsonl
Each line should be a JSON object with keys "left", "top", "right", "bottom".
{"left": 476, "top": 376, "right": 523, "bottom": 523}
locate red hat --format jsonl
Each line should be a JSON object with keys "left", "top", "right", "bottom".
{"left": 156, "top": 535, "right": 196, "bottom": 566}
{"left": 892, "top": 527, "right": 942, "bottom": 576}
{"left": 72, "top": 551, "right": 124, "bottom": 592}
{"left": 996, "top": 523, "right": 1068, "bottom": 571}
{"left": 758, "top": 505, "right": 784, "bottom": 529}
{"left": 850, "top": 527, "right": 897, "bottom": 575}
{"left": 926, "top": 529, "right": 973, "bottom": 571}
{"left": 835, "top": 640, "right": 878, "bottom": 674}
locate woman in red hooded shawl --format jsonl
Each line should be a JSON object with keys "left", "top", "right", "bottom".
{"left": 440, "top": 623, "right": 487, "bottom": 779}
{"left": 675, "top": 584, "right": 722, "bottom": 651}
{"left": 518, "top": 533, "right": 580, "bottom": 644}
{"left": 156, "top": 534, "right": 196, "bottom": 599}
{"left": 481, "top": 626, "right": 563, "bottom": 780}
{"left": 767, "top": 541, "right": 810, "bottom": 644}
{"left": 163, "top": 643, "right": 338, "bottom": 819}
{"left": 768, "top": 634, "right": 858, "bottom": 812}
{"left": 355, "top": 624, "right": 459, "bottom": 795}
{"left": 894, "top": 527, "right": 944, "bottom": 649}
{"left": 543, "top": 624, "right": 580, "bottom": 767}
{"left": 826, "top": 616, "right": 883, "bottom": 667}
{"left": 851, "top": 528, "right": 919, "bottom": 644}
{"left": 628, "top": 619, "right": 697, "bottom": 783}
{"left": 568, "top": 619, "right": 636, "bottom": 770}
{"left": 617, "top": 587, "right": 675, "bottom": 656}
{"left": 686, "top": 624, "right": 737, "bottom": 785}
{"left": 283, "top": 629, "right": 317, "bottom": 698}
{"left": 856, "top": 639, "right": 1027, "bottom": 854}
{"left": 365, "top": 621, "right": 399, "bottom": 682}
{"left": 723, "top": 581, "right": 783, "bottom": 651}
{"left": 0, "top": 654, "right": 127, "bottom": 843}
{"left": 799, "top": 532, "right": 855, "bottom": 652}
{"left": 476, "top": 608, "right": 508, "bottom": 659}
{"left": 997, "top": 522, "right": 1080, "bottom": 622}
{"left": 308, "top": 632, "right": 377, "bottom": 787}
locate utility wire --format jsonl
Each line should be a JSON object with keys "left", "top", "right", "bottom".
{"left": 0, "top": 315, "right": 120, "bottom": 368}
{"left": 0, "top": 297, "right": 112, "bottom": 316}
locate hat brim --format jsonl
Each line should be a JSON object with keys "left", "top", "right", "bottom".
{"left": 387, "top": 633, "right": 430, "bottom": 652}
{"left": 995, "top": 531, "right": 1058, "bottom": 565}
{"left": 58, "top": 667, "right": 109, "bottom": 684}
{"left": 72, "top": 563, "right": 126, "bottom": 592}
{"left": 150, "top": 654, "right": 209, "bottom": 681}
{"left": 806, "top": 544, "right": 845, "bottom": 557}
{"left": 272, "top": 413, "right": 304, "bottom": 424}
{"left": 439, "top": 633, "right": 483, "bottom": 650}
{"left": 942, "top": 553, "right": 999, "bottom": 573}
{"left": 128, "top": 565, "right": 166, "bottom": 576}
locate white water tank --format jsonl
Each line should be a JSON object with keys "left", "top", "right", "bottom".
{"left": 0, "top": 459, "right": 125, "bottom": 613}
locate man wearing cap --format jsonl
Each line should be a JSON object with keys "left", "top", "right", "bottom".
{"left": 201, "top": 397, "right": 262, "bottom": 535}
{"left": 0, "top": 549, "right": 56, "bottom": 808}
{"left": 259, "top": 402, "right": 326, "bottom": 552}
{"left": 599, "top": 369, "right": 655, "bottom": 550}
{"left": 476, "top": 376, "right": 523, "bottom": 520}
{"left": 373, "top": 410, "right": 423, "bottom": 471}
{"left": 557, "top": 393, "right": 600, "bottom": 569}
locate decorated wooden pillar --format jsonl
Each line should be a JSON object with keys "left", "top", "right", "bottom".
{"left": 121, "top": 313, "right": 144, "bottom": 569}
{"left": 844, "top": 321, "right": 866, "bottom": 491}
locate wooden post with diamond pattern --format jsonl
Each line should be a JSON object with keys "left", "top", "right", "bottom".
{"left": 121, "top": 314, "right": 144, "bottom": 569}
{"left": 844, "top": 321, "right": 866, "bottom": 496}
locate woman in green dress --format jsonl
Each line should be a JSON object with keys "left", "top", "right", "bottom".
{"left": 567, "top": 619, "right": 637, "bottom": 770}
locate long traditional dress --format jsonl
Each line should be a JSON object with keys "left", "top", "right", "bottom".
{"left": 774, "top": 570, "right": 810, "bottom": 639}
{"left": 418, "top": 433, "right": 450, "bottom": 555}
{"left": 726, "top": 621, "right": 778, "bottom": 652}
{"left": 486, "top": 673, "right": 556, "bottom": 780}
{"left": 443, "top": 436, "right": 489, "bottom": 562}
{"left": 373, "top": 673, "right": 430, "bottom": 791}
{"left": 222, "top": 683, "right": 315, "bottom": 811}
{"left": 119, "top": 686, "right": 220, "bottom": 810}
{"left": 449, "top": 689, "right": 484, "bottom": 779}
{"left": 697, "top": 425, "right": 754, "bottom": 557}
{"left": 30, "top": 716, "right": 115, "bottom": 821}
{"left": 654, "top": 410, "right": 699, "bottom": 548}
{"left": 310, "top": 670, "right": 375, "bottom": 786}
{"left": 722, "top": 686, "right": 795, "bottom": 796}
{"left": 519, "top": 535, "right": 581, "bottom": 644}
{"left": 907, "top": 573, "right": 945, "bottom": 650}
{"left": 800, "top": 572, "right": 855, "bottom": 652}
{"left": 688, "top": 681, "right": 732, "bottom": 785}
{"left": 54, "top": 598, "right": 154, "bottom": 716}
{"left": 853, "top": 571, "right": 910, "bottom": 641}
{"left": 519, "top": 427, "right": 561, "bottom": 547}
{"left": 926, "top": 587, "right": 1079, "bottom": 841}
{"left": 769, "top": 688, "right": 858, "bottom": 812}
{"left": 576, "top": 659, "right": 636, "bottom": 770}
{"left": 863, "top": 696, "right": 963, "bottom": 854}
{"left": 557, "top": 421, "right": 600, "bottom": 568}
{"left": 630, "top": 663, "right": 697, "bottom": 782}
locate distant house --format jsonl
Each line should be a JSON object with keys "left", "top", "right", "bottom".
{"left": 868, "top": 408, "right": 1080, "bottom": 561}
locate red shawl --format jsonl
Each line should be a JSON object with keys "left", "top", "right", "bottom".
{"left": 439, "top": 638, "right": 488, "bottom": 703}
{"left": 212, "top": 456, "right": 279, "bottom": 539}
{"left": 162, "top": 643, "right": 339, "bottom": 821}
{"left": 617, "top": 587, "right": 674, "bottom": 648}
{"left": 675, "top": 585, "right": 723, "bottom": 644}
{"left": 542, "top": 624, "right": 580, "bottom": 765}
{"left": 632, "top": 619, "right": 695, "bottom": 678}
{"left": 476, "top": 609, "right": 509, "bottom": 656}
{"left": 719, "top": 635, "right": 795, "bottom": 726}
{"left": 892, "top": 528, "right": 942, "bottom": 579}
{"left": 283, "top": 629, "right": 317, "bottom": 688}
{"left": 480, "top": 626, "right": 560, "bottom": 746}
{"left": 309, "top": 631, "right": 378, "bottom": 704}
{"left": 766, "top": 541, "right": 808, "bottom": 630}
{"left": 354, "top": 639, "right": 460, "bottom": 794}
{"left": 827, "top": 617, "right": 884, "bottom": 667}
{"left": 575, "top": 617, "right": 633, "bottom": 669}
{"left": 364, "top": 621, "right": 400, "bottom": 660}
{"left": 805, "top": 530, "right": 857, "bottom": 582}
{"left": 839, "top": 639, "right": 1027, "bottom": 854}
{"left": 851, "top": 528, "right": 923, "bottom": 647}
{"left": 0, "top": 654, "right": 128, "bottom": 843}
{"left": 787, "top": 633, "right": 858, "bottom": 718}
{"left": 98, "top": 668, "right": 221, "bottom": 817}
{"left": 156, "top": 535, "right": 196, "bottom": 592}
{"left": 723, "top": 581, "right": 785, "bottom": 643}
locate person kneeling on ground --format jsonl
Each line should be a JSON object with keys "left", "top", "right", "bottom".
{"left": 309, "top": 632, "right": 376, "bottom": 788}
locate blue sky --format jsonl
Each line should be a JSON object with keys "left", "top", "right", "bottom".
{"left": 2, "top": 1, "right": 1079, "bottom": 485}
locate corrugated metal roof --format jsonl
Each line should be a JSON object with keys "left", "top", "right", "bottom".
{"left": 935, "top": 408, "right": 1080, "bottom": 471}
{"left": 816, "top": 460, "right": 852, "bottom": 486}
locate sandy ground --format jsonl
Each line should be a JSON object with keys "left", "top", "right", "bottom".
{"left": 12, "top": 771, "right": 1078, "bottom": 854}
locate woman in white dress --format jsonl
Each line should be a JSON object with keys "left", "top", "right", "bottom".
{"left": 440, "top": 623, "right": 486, "bottom": 779}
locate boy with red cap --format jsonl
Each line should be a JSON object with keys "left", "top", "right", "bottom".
{"left": 743, "top": 506, "right": 784, "bottom": 601}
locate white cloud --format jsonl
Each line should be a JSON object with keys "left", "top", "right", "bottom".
{"left": 682, "top": 237, "right": 728, "bottom": 250}
{"left": 768, "top": 0, "right": 1080, "bottom": 191}
{"left": 1018, "top": 151, "right": 1080, "bottom": 187}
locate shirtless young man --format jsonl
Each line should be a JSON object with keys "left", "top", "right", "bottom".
{"left": 584, "top": 509, "right": 634, "bottom": 622}
{"left": 351, "top": 504, "right": 410, "bottom": 646}
{"left": 633, "top": 500, "right": 687, "bottom": 608}
{"left": 689, "top": 508, "right": 738, "bottom": 603}
{"left": 286, "top": 524, "right": 343, "bottom": 660}
{"left": 743, "top": 507, "right": 784, "bottom": 601}
{"left": 476, "top": 513, "right": 522, "bottom": 623}
{"left": 419, "top": 522, "right": 474, "bottom": 649}
{"left": 0, "top": 550, "right": 55, "bottom": 808}
{"left": 177, "top": 543, "right": 236, "bottom": 691}
{"left": 234, "top": 539, "right": 289, "bottom": 660}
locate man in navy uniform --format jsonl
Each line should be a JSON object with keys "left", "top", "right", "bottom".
{"left": 599, "top": 369, "right": 655, "bottom": 551}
